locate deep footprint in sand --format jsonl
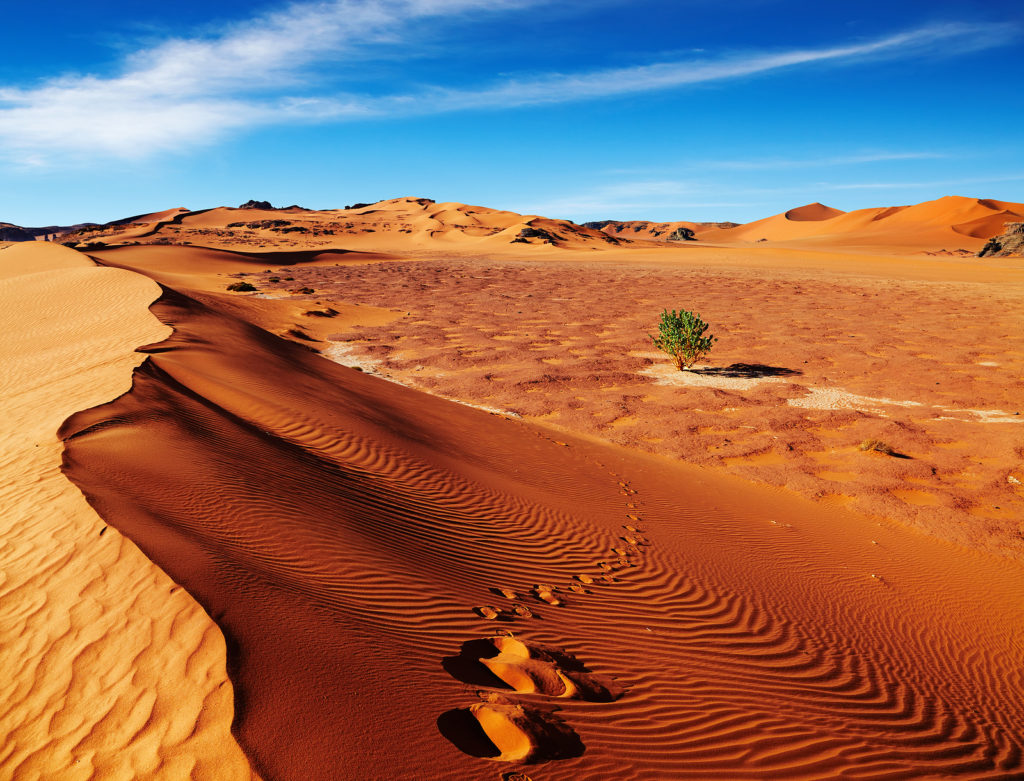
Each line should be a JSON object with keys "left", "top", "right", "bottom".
{"left": 443, "top": 635, "right": 624, "bottom": 702}
{"left": 437, "top": 696, "right": 584, "bottom": 763}
{"left": 531, "top": 584, "right": 562, "bottom": 606}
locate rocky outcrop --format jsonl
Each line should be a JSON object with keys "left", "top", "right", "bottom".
{"left": 0, "top": 223, "right": 36, "bottom": 242}
{"left": 978, "top": 223, "right": 1024, "bottom": 257}
{"left": 511, "top": 226, "right": 559, "bottom": 244}
{"left": 667, "top": 226, "right": 695, "bottom": 241}
{"left": 238, "top": 199, "right": 274, "bottom": 210}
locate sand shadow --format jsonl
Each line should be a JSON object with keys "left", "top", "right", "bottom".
{"left": 692, "top": 363, "right": 802, "bottom": 378}
{"left": 437, "top": 708, "right": 502, "bottom": 759}
{"left": 443, "top": 637, "right": 623, "bottom": 703}
{"left": 443, "top": 639, "right": 516, "bottom": 688}
{"left": 437, "top": 704, "right": 585, "bottom": 762}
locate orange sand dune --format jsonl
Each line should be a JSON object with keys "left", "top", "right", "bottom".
{"left": 704, "top": 195, "right": 1024, "bottom": 251}
{"left": 0, "top": 243, "right": 256, "bottom": 780}
{"left": 53, "top": 244, "right": 1024, "bottom": 779}
{"left": 783, "top": 202, "right": 845, "bottom": 221}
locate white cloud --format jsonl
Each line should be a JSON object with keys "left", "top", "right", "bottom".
{"left": 0, "top": 7, "right": 1015, "bottom": 163}
{"left": 0, "top": 0, "right": 531, "bottom": 160}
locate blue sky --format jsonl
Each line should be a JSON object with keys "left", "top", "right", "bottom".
{"left": 1, "top": 0, "right": 1021, "bottom": 226}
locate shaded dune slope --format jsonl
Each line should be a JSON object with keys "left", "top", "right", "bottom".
{"left": 60, "top": 275, "right": 1024, "bottom": 779}
{"left": 0, "top": 244, "right": 256, "bottom": 780}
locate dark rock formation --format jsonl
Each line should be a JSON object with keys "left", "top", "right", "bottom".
{"left": 511, "top": 226, "right": 559, "bottom": 244}
{"left": 667, "top": 226, "right": 695, "bottom": 241}
{"left": 239, "top": 200, "right": 274, "bottom": 210}
{"left": 228, "top": 220, "right": 291, "bottom": 229}
{"left": 0, "top": 223, "right": 36, "bottom": 242}
{"left": 978, "top": 223, "right": 1024, "bottom": 257}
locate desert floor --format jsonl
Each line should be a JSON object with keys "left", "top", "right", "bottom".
{"left": 237, "top": 244, "right": 1024, "bottom": 559}
{"left": 27, "top": 238, "right": 1013, "bottom": 780}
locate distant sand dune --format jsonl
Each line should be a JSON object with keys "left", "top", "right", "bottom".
{"left": 58, "top": 193, "right": 1024, "bottom": 256}
{"left": 700, "top": 195, "right": 1024, "bottom": 250}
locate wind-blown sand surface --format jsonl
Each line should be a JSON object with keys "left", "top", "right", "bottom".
{"left": 0, "top": 243, "right": 256, "bottom": 779}
{"left": 41, "top": 237, "right": 1024, "bottom": 778}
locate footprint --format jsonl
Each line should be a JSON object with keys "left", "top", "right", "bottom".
{"left": 532, "top": 584, "right": 562, "bottom": 607}
{"left": 437, "top": 698, "right": 584, "bottom": 763}
{"left": 476, "top": 606, "right": 503, "bottom": 620}
{"left": 443, "top": 636, "right": 624, "bottom": 703}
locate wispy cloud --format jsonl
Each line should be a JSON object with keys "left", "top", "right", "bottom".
{"left": 520, "top": 180, "right": 762, "bottom": 220}
{"left": 700, "top": 151, "right": 949, "bottom": 171}
{"left": 406, "top": 22, "right": 1009, "bottom": 112}
{"left": 0, "top": 4, "right": 1015, "bottom": 163}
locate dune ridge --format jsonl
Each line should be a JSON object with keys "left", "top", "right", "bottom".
{"left": 55, "top": 248, "right": 1024, "bottom": 779}
{"left": 701, "top": 195, "right": 1024, "bottom": 250}
{"left": 52, "top": 193, "right": 1024, "bottom": 256}
{"left": 0, "top": 243, "right": 256, "bottom": 780}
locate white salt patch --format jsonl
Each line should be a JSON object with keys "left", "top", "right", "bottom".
{"left": 642, "top": 359, "right": 1021, "bottom": 423}
{"left": 322, "top": 342, "right": 520, "bottom": 417}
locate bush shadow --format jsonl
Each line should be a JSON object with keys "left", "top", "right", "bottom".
{"left": 692, "top": 363, "right": 802, "bottom": 378}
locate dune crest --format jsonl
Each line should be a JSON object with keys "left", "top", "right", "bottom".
{"left": 783, "top": 202, "right": 845, "bottom": 221}
{"left": 0, "top": 243, "right": 257, "bottom": 780}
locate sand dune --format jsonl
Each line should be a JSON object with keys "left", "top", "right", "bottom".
{"left": 703, "top": 195, "right": 1024, "bottom": 251}
{"left": 49, "top": 243, "right": 1024, "bottom": 778}
{"left": 60, "top": 194, "right": 1024, "bottom": 257}
{"left": 69, "top": 197, "right": 625, "bottom": 252}
{"left": 783, "top": 202, "right": 845, "bottom": 221}
{"left": 0, "top": 243, "right": 256, "bottom": 780}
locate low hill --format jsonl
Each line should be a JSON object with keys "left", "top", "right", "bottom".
{"left": 0, "top": 223, "right": 35, "bottom": 242}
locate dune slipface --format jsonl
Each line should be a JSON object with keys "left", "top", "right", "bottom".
{"left": 58, "top": 254, "right": 1024, "bottom": 779}
{"left": 0, "top": 244, "right": 256, "bottom": 780}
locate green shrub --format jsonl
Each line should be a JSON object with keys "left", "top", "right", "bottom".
{"left": 651, "top": 308, "right": 717, "bottom": 370}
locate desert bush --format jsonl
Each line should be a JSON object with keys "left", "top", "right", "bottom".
{"left": 226, "top": 281, "right": 257, "bottom": 292}
{"left": 859, "top": 439, "right": 900, "bottom": 457}
{"left": 651, "top": 308, "right": 717, "bottom": 370}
